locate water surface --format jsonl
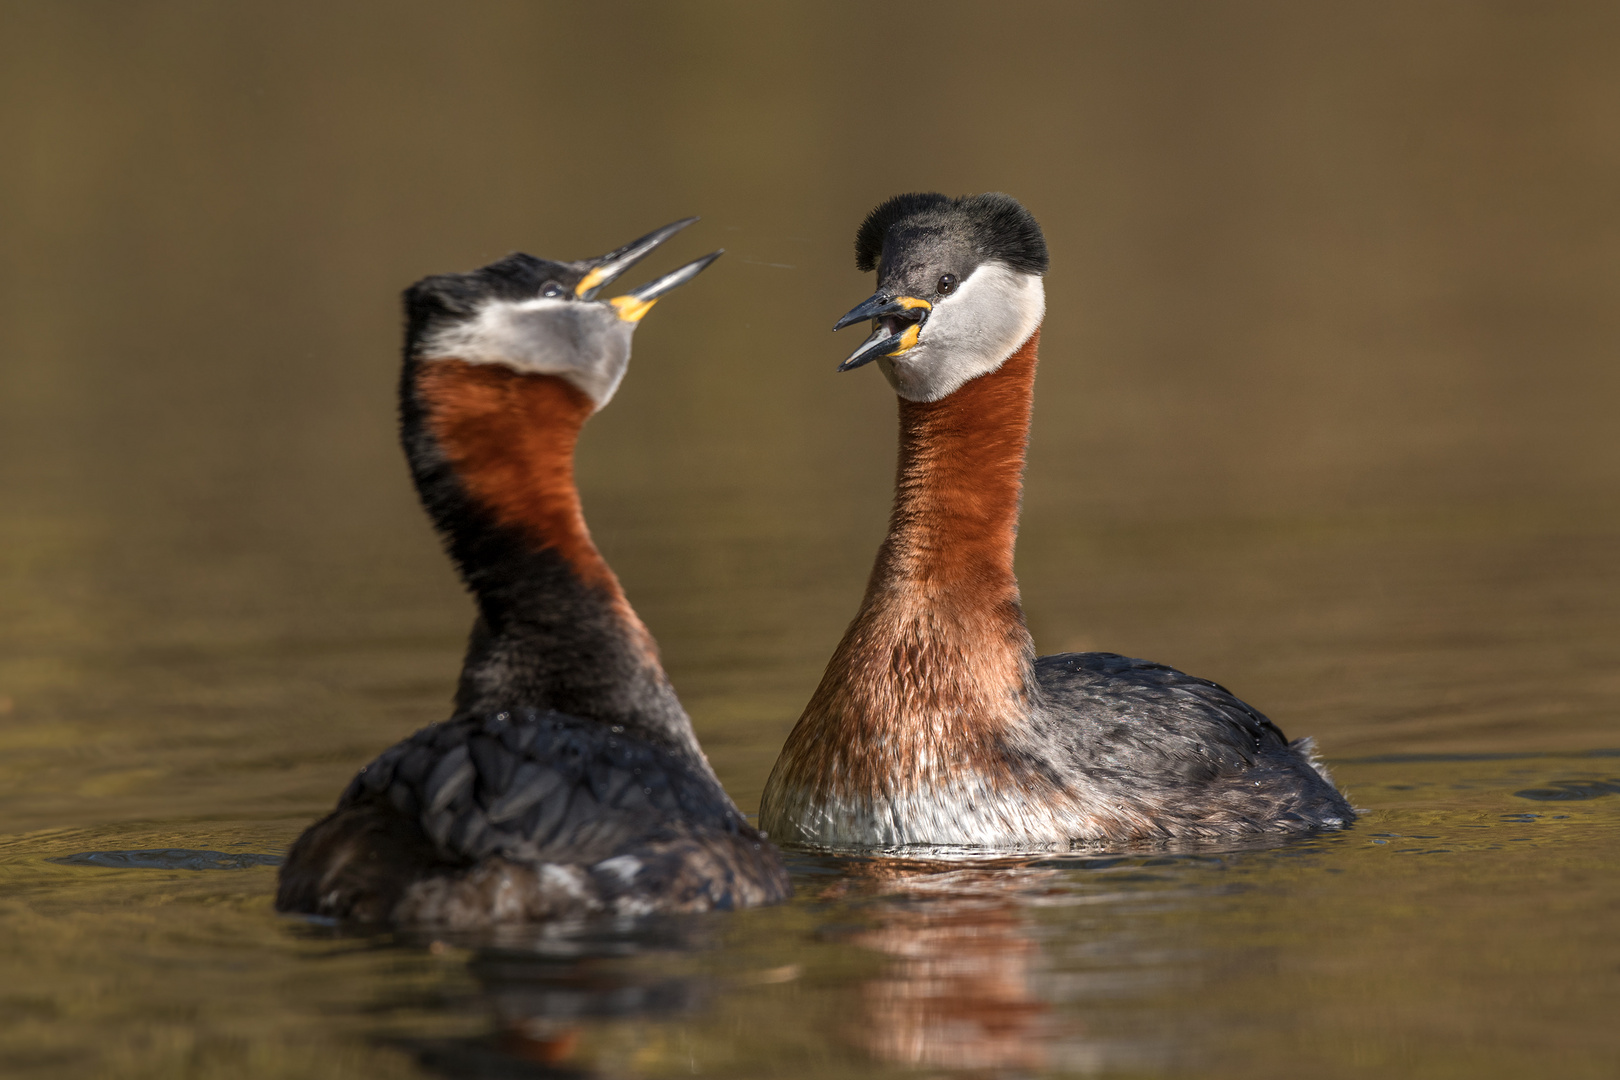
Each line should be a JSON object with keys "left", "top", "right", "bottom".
{"left": 1, "top": 3, "right": 1617, "bottom": 1076}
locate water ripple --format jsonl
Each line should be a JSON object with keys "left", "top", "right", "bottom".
{"left": 50, "top": 848, "right": 283, "bottom": 871}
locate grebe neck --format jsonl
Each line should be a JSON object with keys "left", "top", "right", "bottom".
{"left": 766, "top": 330, "right": 1042, "bottom": 804}
{"left": 401, "top": 358, "right": 697, "bottom": 755}
{"left": 880, "top": 330, "right": 1038, "bottom": 605}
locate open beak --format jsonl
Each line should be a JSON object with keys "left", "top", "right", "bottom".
{"left": 607, "top": 249, "right": 724, "bottom": 323}
{"left": 832, "top": 293, "right": 932, "bottom": 371}
{"left": 575, "top": 217, "right": 699, "bottom": 301}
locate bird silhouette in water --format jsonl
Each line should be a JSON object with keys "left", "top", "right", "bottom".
{"left": 278, "top": 220, "right": 790, "bottom": 925}
{"left": 761, "top": 193, "right": 1354, "bottom": 849}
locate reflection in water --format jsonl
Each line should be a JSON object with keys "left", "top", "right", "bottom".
{"left": 413, "top": 954, "right": 704, "bottom": 1076}
{"left": 395, "top": 858, "right": 1191, "bottom": 1078}
{"left": 478, "top": 952, "right": 703, "bottom": 1073}
{"left": 401, "top": 918, "right": 727, "bottom": 1078}
{"left": 839, "top": 864, "right": 1059, "bottom": 1073}
{"left": 826, "top": 861, "right": 1176, "bottom": 1076}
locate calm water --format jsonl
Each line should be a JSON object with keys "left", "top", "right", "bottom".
{"left": 2, "top": 3, "right": 1617, "bottom": 1077}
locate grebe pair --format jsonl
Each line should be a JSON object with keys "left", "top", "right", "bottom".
{"left": 278, "top": 196, "right": 1351, "bottom": 926}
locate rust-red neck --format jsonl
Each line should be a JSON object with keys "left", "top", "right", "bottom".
{"left": 764, "top": 329, "right": 1043, "bottom": 801}
{"left": 873, "top": 328, "right": 1040, "bottom": 601}
{"left": 416, "top": 361, "right": 623, "bottom": 599}
{"left": 405, "top": 360, "right": 695, "bottom": 739}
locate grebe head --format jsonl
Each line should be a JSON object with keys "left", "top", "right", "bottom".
{"left": 405, "top": 218, "right": 721, "bottom": 409}
{"left": 834, "top": 193, "right": 1048, "bottom": 402}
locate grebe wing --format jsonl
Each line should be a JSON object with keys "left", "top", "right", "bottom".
{"left": 1030, "top": 652, "right": 1352, "bottom": 832}
{"left": 1033, "top": 652, "right": 1295, "bottom": 771}
{"left": 339, "top": 709, "right": 746, "bottom": 866}
{"left": 276, "top": 709, "right": 786, "bottom": 922}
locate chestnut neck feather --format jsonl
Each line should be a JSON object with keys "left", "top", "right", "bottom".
{"left": 774, "top": 329, "right": 1042, "bottom": 797}
{"left": 417, "top": 361, "right": 618, "bottom": 593}
{"left": 880, "top": 332, "right": 1037, "bottom": 600}
{"left": 402, "top": 359, "right": 696, "bottom": 754}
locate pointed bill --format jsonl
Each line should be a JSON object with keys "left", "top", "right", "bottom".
{"left": 608, "top": 249, "right": 724, "bottom": 323}
{"left": 832, "top": 292, "right": 931, "bottom": 332}
{"left": 833, "top": 291, "right": 931, "bottom": 370}
{"left": 576, "top": 217, "right": 700, "bottom": 300}
{"left": 839, "top": 320, "right": 922, "bottom": 371}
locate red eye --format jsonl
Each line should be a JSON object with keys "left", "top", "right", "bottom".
{"left": 937, "top": 273, "right": 958, "bottom": 295}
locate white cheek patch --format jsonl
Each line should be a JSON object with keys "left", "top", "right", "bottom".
{"left": 418, "top": 298, "right": 636, "bottom": 408}
{"left": 879, "top": 265, "right": 1045, "bottom": 402}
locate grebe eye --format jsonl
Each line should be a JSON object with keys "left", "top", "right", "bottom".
{"left": 937, "top": 273, "right": 958, "bottom": 295}
{"left": 541, "top": 282, "right": 564, "bottom": 298}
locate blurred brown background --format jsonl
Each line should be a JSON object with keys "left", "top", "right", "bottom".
{"left": 1, "top": 1, "right": 1616, "bottom": 831}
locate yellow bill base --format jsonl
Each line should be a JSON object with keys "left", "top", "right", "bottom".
{"left": 574, "top": 266, "right": 611, "bottom": 297}
{"left": 887, "top": 322, "right": 921, "bottom": 355}
{"left": 610, "top": 295, "right": 658, "bottom": 323}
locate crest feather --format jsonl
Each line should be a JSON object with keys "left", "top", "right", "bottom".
{"left": 853, "top": 192, "right": 1048, "bottom": 276}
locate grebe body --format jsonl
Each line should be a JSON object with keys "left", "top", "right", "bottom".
{"left": 278, "top": 222, "right": 789, "bottom": 924}
{"left": 760, "top": 193, "right": 1354, "bottom": 850}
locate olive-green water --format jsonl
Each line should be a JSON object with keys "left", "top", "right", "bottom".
{"left": 2, "top": 3, "right": 1617, "bottom": 1077}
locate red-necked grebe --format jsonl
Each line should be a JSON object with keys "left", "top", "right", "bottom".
{"left": 760, "top": 193, "right": 1354, "bottom": 849}
{"left": 277, "top": 220, "right": 790, "bottom": 925}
